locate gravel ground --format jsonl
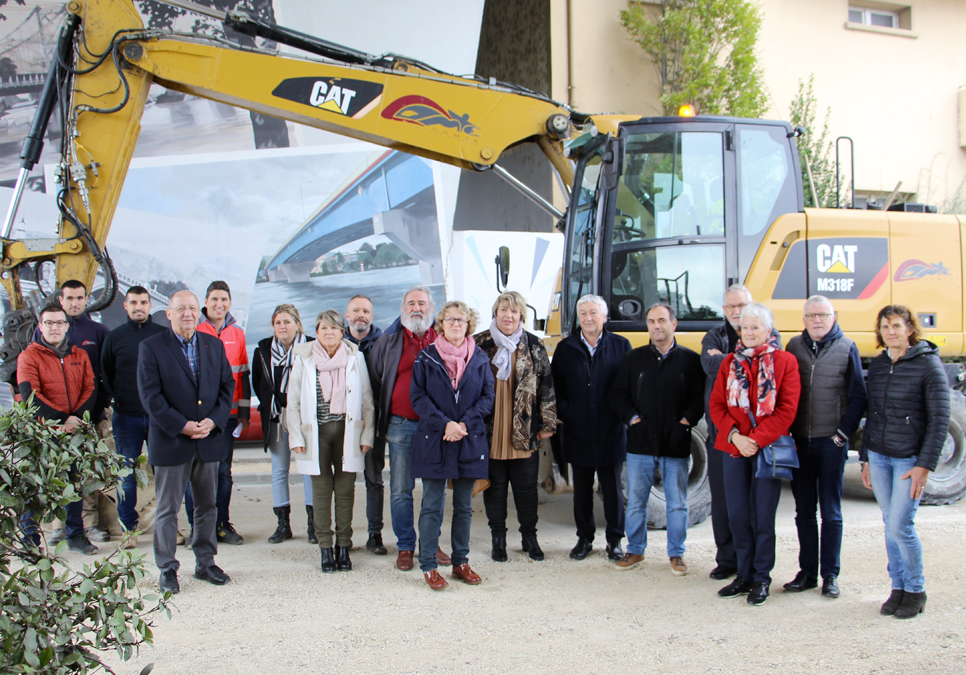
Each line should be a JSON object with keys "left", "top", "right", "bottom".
{"left": 84, "top": 464, "right": 965, "bottom": 675}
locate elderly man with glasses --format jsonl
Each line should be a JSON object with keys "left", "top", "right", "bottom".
{"left": 784, "top": 295, "right": 867, "bottom": 599}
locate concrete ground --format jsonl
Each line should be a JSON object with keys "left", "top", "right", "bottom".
{"left": 81, "top": 450, "right": 966, "bottom": 675}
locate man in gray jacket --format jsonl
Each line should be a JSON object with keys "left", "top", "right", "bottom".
{"left": 784, "top": 295, "right": 867, "bottom": 599}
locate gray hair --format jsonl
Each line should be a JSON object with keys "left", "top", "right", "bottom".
{"left": 646, "top": 302, "right": 676, "bottom": 323}
{"left": 722, "top": 283, "right": 752, "bottom": 305}
{"left": 315, "top": 309, "right": 345, "bottom": 332}
{"left": 804, "top": 295, "right": 834, "bottom": 313}
{"left": 740, "top": 302, "right": 774, "bottom": 330}
{"left": 401, "top": 285, "right": 435, "bottom": 314}
{"left": 576, "top": 294, "right": 608, "bottom": 317}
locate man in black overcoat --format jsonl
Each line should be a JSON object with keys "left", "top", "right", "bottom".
{"left": 138, "top": 290, "right": 235, "bottom": 594}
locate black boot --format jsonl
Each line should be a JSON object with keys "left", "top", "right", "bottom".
{"left": 335, "top": 545, "right": 352, "bottom": 571}
{"left": 880, "top": 589, "right": 905, "bottom": 616}
{"left": 268, "top": 506, "right": 293, "bottom": 544}
{"left": 491, "top": 536, "right": 508, "bottom": 562}
{"left": 894, "top": 591, "right": 927, "bottom": 619}
{"left": 320, "top": 547, "right": 336, "bottom": 573}
{"left": 306, "top": 505, "right": 318, "bottom": 544}
{"left": 521, "top": 534, "right": 544, "bottom": 561}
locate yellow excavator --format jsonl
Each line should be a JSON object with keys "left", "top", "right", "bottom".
{"left": 1, "top": 0, "right": 963, "bottom": 512}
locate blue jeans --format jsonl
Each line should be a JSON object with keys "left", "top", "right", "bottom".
{"left": 267, "top": 421, "right": 313, "bottom": 508}
{"left": 419, "top": 477, "right": 474, "bottom": 572}
{"left": 113, "top": 413, "right": 150, "bottom": 531}
{"left": 185, "top": 417, "right": 237, "bottom": 526}
{"left": 791, "top": 436, "right": 847, "bottom": 579}
{"left": 625, "top": 453, "right": 689, "bottom": 557}
{"left": 387, "top": 415, "right": 444, "bottom": 551}
{"left": 868, "top": 452, "right": 926, "bottom": 593}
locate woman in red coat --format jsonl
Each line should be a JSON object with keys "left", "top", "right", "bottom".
{"left": 710, "top": 302, "right": 800, "bottom": 606}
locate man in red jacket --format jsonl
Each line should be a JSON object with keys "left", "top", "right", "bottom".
{"left": 184, "top": 281, "right": 250, "bottom": 545}
{"left": 17, "top": 303, "right": 97, "bottom": 554}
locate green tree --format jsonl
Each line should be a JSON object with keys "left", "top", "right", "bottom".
{"left": 0, "top": 401, "right": 169, "bottom": 673}
{"left": 620, "top": 0, "right": 768, "bottom": 117}
{"left": 788, "top": 75, "right": 841, "bottom": 208}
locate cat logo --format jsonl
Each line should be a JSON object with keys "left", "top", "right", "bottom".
{"left": 816, "top": 244, "right": 857, "bottom": 274}
{"left": 272, "top": 77, "right": 384, "bottom": 120}
{"left": 309, "top": 81, "right": 356, "bottom": 115}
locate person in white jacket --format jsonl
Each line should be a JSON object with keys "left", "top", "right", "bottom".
{"left": 288, "top": 310, "right": 375, "bottom": 573}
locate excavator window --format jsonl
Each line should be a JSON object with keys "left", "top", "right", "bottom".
{"left": 607, "top": 130, "right": 726, "bottom": 324}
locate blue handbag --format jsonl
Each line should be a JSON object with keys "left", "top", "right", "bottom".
{"left": 748, "top": 411, "right": 799, "bottom": 481}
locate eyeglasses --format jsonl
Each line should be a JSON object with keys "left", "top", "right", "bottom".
{"left": 443, "top": 317, "right": 468, "bottom": 326}
{"left": 724, "top": 303, "right": 747, "bottom": 311}
{"left": 805, "top": 313, "right": 834, "bottom": 320}
{"left": 42, "top": 320, "right": 67, "bottom": 327}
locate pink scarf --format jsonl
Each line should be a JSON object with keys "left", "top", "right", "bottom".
{"left": 434, "top": 334, "right": 475, "bottom": 390}
{"left": 312, "top": 340, "right": 348, "bottom": 414}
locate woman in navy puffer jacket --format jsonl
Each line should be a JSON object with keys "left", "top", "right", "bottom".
{"left": 861, "top": 305, "right": 949, "bottom": 620}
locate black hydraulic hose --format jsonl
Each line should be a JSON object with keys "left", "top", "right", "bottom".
{"left": 18, "top": 13, "right": 81, "bottom": 171}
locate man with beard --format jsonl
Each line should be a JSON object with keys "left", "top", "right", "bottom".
{"left": 343, "top": 295, "right": 386, "bottom": 554}
{"left": 367, "top": 286, "right": 450, "bottom": 570}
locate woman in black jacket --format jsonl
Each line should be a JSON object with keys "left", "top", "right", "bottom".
{"left": 861, "top": 305, "right": 949, "bottom": 619}
{"left": 252, "top": 304, "right": 316, "bottom": 544}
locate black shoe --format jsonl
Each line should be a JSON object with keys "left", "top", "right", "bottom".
{"left": 822, "top": 575, "right": 840, "bottom": 598}
{"left": 268, "top": 506, "right": 293, "bottom": 544}
{"left": 217, "top": 522, "right": 244, "bottom": 545}
{"left": 521, "top": 534, "right": 544, "bottom": 561}
{"left": 335, "top": 545, "right": 352, "bottom": 571}
{"left": 66, "top": 535, "right": 98, "bottom": 556}
{"left": 880, "top": 589, "right": 905, "bottom": 616}
{"left": 366, "top": 533, "right": 388, "bottom": 555}
{"left": 158, "top": 570, "right": 180, "bottom": 594}
{"left": 747, "top": 582, "right": 770, "bottom": 606}
{"left": 306, "top": 506, "right": 318, "bottom": 544}
{"left": 569, "top": 537, "right": 593, "bottom": 560}
{"left": 894, "top": 591, "right": 926, "bottom": 619}
{"left": 320, "top": 547, "right": 337, "bottom": 573}
{"left": 718, "top": 575, "right": 754, "bottom": 597}
{"left": 491, "top": 536, "right": 508, "bottom": 562}
{"left": 194, "top": 564, "right": 230, "bottom": 585}
{"left": 605, "top": 542, "right": 623, "bottom": 561}
{"left": 783, "top": 570, "right": 818, "bottom": 593}
{"left": 184, "top": 527, "right": 194, "bottom": 550}
{"left": 709, "top": 565, "right": 737, "bottom": 580}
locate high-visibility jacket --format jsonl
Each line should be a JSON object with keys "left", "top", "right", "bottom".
{"left": 197, "top": 310, "right": 250, "bottom": 419}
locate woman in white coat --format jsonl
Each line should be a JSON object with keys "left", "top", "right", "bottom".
{"left": 288, "top": 310, "right": 375, "bottom": 573}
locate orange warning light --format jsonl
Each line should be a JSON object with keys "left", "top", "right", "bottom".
{"left": 678, "top": 104, "right": 696, "bottom": 117}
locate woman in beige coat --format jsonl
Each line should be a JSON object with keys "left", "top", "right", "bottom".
{"left": 288, "top": 310, "right": 375, "bottom": 573}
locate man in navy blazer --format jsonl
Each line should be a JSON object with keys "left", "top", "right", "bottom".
{"left": 138, "top": 290, "right": 235, "bottom": 594}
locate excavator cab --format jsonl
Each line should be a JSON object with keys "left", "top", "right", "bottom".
{"left": 560, "top": 117, "right": 803, "bottom": 346}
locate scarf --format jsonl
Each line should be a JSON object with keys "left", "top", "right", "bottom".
{"left": 434, "top": 334, "right": 475, "bottom": 390}
{"left": 488, "top": 319, "right": 523, "bottom": 381}
{"left": 39, "top": 335, "right": 71, "bottom": 359}
{"left": 270, "top": 333, "right": 306, "bottom": 417}
{"left": 726, "top": 334, "right": 782, "bottom": 417}
{"left": 312, "top": 340, "right": 348, "bottom": 415}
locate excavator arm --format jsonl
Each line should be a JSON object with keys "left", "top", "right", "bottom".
{"left": 1, "top": 0, "right": 626, "bottom": 311}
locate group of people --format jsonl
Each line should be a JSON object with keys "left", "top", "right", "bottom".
{"left": 14, "top": 278, "right": 948, "bottom": 616}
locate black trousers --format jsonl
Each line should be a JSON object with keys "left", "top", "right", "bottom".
{"left": 571, "top": 463, "right": 625, "bottom": 545}
{"left": 707, "top": 425, "right": 738, "bottom": 570}
{"left": 722, "top": 453, "right": 782, "bottom": 585}
{"left": 484, "top": 452, "right": 539, "bottom": 537}
{"left": 363, "top": 441, "right": 385, "bottom": 535}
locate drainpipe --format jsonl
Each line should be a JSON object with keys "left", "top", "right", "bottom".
{"left": 567, "top": 0, "right": 578, "bottom": 108}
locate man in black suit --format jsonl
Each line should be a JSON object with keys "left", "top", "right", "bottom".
{"left": 138, "top": 290, "right": 235, "bottom": 594}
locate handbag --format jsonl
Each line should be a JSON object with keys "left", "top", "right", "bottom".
{"left": 747, "top": 410, "right": 799, "bottom": 481}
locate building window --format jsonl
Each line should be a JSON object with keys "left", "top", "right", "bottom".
{"left": 849, "top": 6, "right": 899, "bottom": 28}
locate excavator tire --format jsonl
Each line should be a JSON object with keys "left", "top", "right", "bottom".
{"left": 922, "top": 390, "right": 966, "bottom": 505}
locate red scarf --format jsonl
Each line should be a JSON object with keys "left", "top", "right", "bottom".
{"left": 726, "top": 335, "right": 781, "bottom": 417}
{"left": 434, "top": 335, "right": 475, "bottom": 390}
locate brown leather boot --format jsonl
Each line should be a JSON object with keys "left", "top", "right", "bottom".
{"left": 451, "top": 563, "right": 482, "bottom": 585}
{"left": 424, "top": 569, "right": 449, "bottom": 591}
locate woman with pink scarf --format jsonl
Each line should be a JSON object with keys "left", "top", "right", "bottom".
{"left": 410, "top": 300, "right": 495, "bottom": 591}
{"left": 288, "top": 310, "right": 374, "bottom": 574}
